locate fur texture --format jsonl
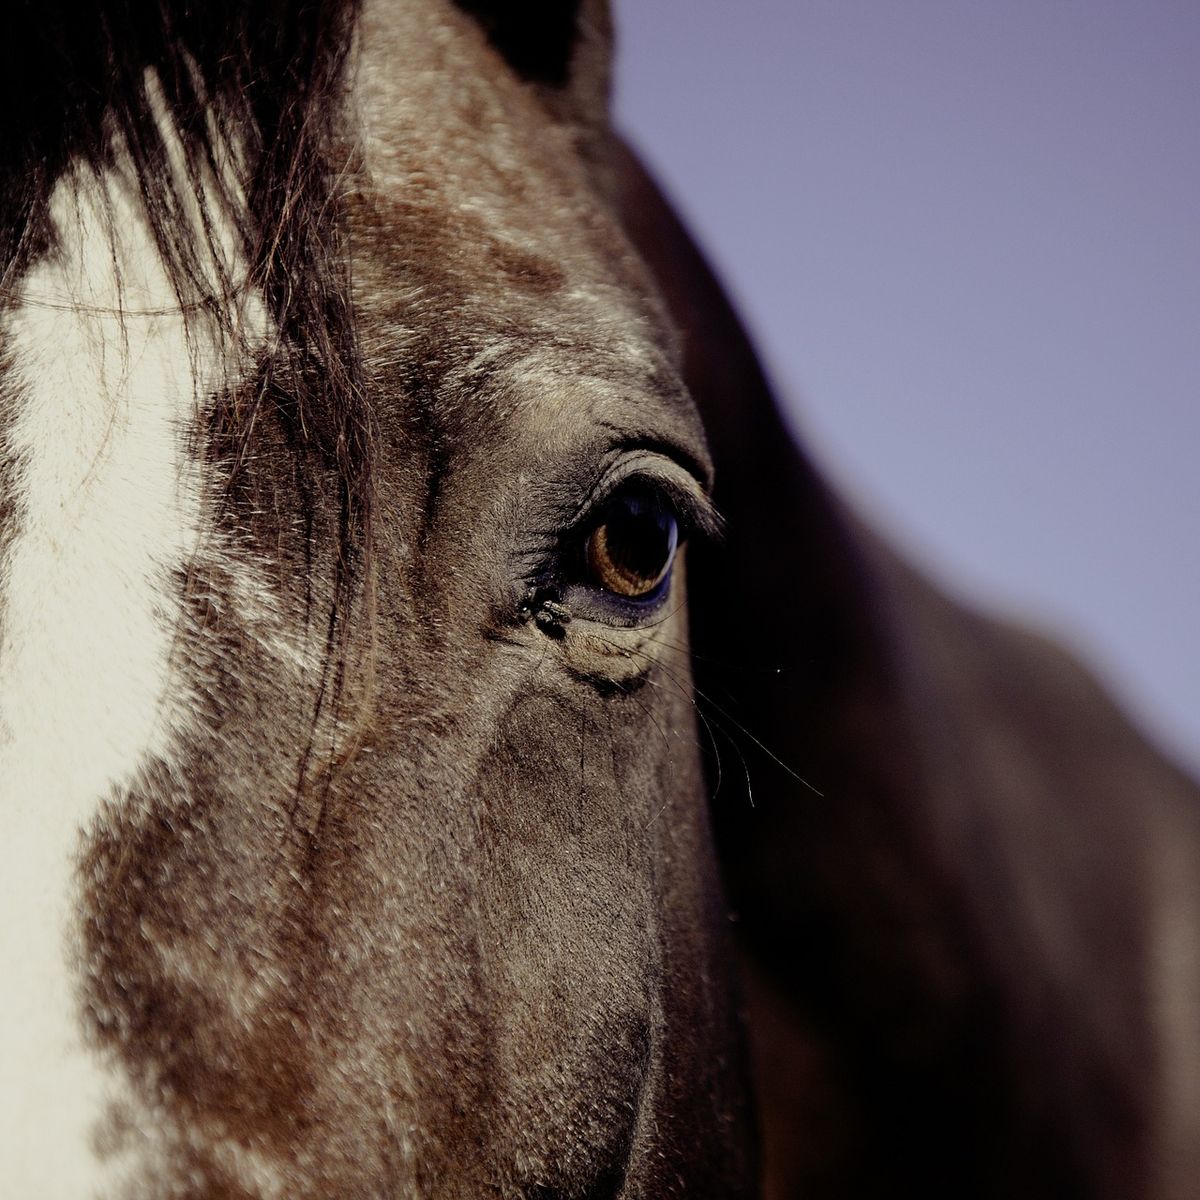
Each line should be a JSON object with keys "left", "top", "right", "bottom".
{"left": 1, "top": 2, "right": 1197, "bottom": 1198}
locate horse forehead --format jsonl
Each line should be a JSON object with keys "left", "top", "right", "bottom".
{"left": 355, "top": 0, "right": 569, "bottom": 206}
{"left": 352, "top": 0, "right": 641, "bottom": 292}
{"left": 342, "top": 4, "right": 683, "bottom": 468}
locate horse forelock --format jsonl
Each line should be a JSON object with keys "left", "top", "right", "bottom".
{"left": 0, "top": 4, "right": 375, "bottom": 1192}
{"left": 0, "top": 0, "right": 373, "bottom": 639}
{"left": 1, "top": 0, "right": 381, "bottom": 785}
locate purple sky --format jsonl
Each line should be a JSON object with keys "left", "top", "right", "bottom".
{"left": 613, "top": 0, "right": 1200, "bottom": 773}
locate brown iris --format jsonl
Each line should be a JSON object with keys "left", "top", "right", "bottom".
{"left": 585, "top": 489, "right": 679, "bottom": 600}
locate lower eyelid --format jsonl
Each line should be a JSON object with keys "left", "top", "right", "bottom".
{"left": 561, "top": 569, "right": 675, "bottom": 628}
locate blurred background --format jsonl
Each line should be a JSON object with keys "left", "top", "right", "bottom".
{"left": 613, "top": 0, "right": 1199, "bottom": 774}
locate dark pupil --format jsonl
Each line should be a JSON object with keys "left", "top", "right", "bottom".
{"left": 603, "top": 495, "right": 677, "bottom": 586}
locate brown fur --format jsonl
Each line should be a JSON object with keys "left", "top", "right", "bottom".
{"left": 5, "top": 1, "right": 1196, "bottom": 1196}
{"left": 76, "top": 3, "right": 753, "bottom": 1195}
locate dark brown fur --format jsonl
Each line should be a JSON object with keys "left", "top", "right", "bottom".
{"left": 609, "top": 142, "right": 1200, "bottom": 1199}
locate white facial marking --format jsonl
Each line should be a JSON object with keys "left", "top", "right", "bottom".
{"left": 0, "top": 146, "right": 265, "bottom": 1195}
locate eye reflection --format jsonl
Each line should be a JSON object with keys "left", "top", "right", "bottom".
{"left": 585, "top": 488, "right": 679, "bottom": 600}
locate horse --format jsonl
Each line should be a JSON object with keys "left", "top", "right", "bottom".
{"left": 1, "top": 2, "right": 1197, "bottom": 1197}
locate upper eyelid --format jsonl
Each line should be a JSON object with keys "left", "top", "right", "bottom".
{"left": 510, "top": 446, "right": 722, "bottom": 587}
{"left": 569, "top": 451, "right": 723, "bottom": 543}
{"left": 593, "top": 426, "right": 715, "bottom": 494}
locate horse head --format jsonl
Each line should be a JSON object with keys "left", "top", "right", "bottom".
{"left": 2, "top": 1, "right": 754, "bottom": 1194}
{"left": 3, "top": 2, "right": 1199, "bottom": 1198}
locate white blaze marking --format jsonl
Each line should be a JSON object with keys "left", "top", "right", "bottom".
{"left": 0, "top": 153, "right": 263, "bottom": 1192}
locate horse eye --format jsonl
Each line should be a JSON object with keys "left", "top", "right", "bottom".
{"left": 585, "top": 488, "right": 679, "bottom": 600}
